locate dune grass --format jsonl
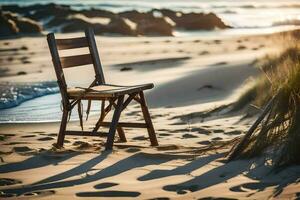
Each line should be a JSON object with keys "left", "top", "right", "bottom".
{"left": 231, "top": 35, "right": 300, "bottom": 167}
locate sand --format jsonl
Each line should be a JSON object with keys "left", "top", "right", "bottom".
{"left": 0, "top": 30, "right": 299, "bottom": 199}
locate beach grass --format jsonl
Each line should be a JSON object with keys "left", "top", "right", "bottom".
{"left": 231, "top": 34, "right": 300, "bottom": 167}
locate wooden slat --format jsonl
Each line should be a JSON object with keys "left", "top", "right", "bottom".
{"left": 65, "top": 131, "right": 106, "bottom": 136}
{"left": 85, "top": 28, "right": 106, "bottom": 84}
{"left": 56, "top": 37, "right": 89, "bottom": 50}
{"left": 60, "top": 54, "right": 93, "bottom": 68}
{"left": 47, "top": 33, "right": 70, "bottom": 110}
{"left": 99, "top": 122, "right": 148, "bottom": 128}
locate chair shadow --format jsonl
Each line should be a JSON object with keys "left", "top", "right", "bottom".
{"left": 138, "top": 153, "right": 225, "bottom": 181}
{"left": 162, "top": 158, "right": 253, "bottom": 193}
{"left": 1, "top": 149, "right": 299, "bottom": 198}
{"left": 35, "top": 151, "right": 111, "bottom": 185}
{"left": 158, "top": 155, "right": 300, "bottom": 198}
{"left": 0, "top": 152, "right": 175, "bottom": 196}
{"left": 0, "top": 151, "right": 79, "bottom": 174}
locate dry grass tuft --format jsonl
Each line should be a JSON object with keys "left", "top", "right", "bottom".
{"left": 231, "top": 36, "right": 300, "bottom": 167}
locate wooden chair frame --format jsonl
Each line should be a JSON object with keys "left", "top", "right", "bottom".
{"left": 47, "top": 28, "right": 158, "bottom": 150}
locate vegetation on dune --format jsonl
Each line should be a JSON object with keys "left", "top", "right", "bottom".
{"left": 230, "top": 32, "right": 300, "bottom": 167}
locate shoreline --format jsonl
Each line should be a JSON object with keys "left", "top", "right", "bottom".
{"left": 2, "top": 2, "right": 300, "bottom": 38}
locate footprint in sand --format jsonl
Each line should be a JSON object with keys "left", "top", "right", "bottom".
{"left": 182, "top": 133, "right": 198, "bottom": 139}
{"left": 212, "top": 129, "right": 224, "bottom": 133}
{"left": 229, "top": 182, "right": 277, "bottom": 193}
{"left": 94, "top": 182, "right": 119, "bottom": 189}
{"left": 72, "top": 141, "right": 92, "bottom": 149}
{"left": 164, "top": 184, "right": 199, "bottom": 195}
{"left": 170, "top": 121, "right": 186, "bottom": 125}
{"left": 157, "top": 129, "right": 168, "bottom": 132}
{"left": 12, "top": 146, "right": 35, "bottom": 154}
{"left": 7, "top": 57, "right": 14, "bottom": 62}
{"left": 198, "top": 197, "right": 237, "bottom": 200}
{"left": 0, "top": 178, "right": 21, "bottom": 186}
{"left": 32, "top": 131, "right": 45, "bottom": 134}
{"left": 259, "top": 44, "right": 265, "bottom": 48}
{"left": 194, "top": 128, "right": 211, "bottom": 135}
{"left": 133, "top": 136, "right": 148, "bottom": 141}
{"left": 38, "top": 137, "right": 54, "bottom": 141}
{"left": 120, "top": 67, "right": 132, "bottom": 71}
{"left": 46, "top": 133, "right": 57, "bottom": 137}
{"left": 147, "top": 198, "right": 170, "bottom": 200}
{"left": 159, "top": 133, "right": 171, "bottom": 137}
{"left": 0, "top": 192, "right": 17, "bottom": 198}
{"left": 20, "top": 46, "right": 28, "bottom": 50}
{"left": 126, "top": 147, "right": 141, "bottom": 153}
{"left": 156, "top": 144, "right": 179, "bottom": 151}
{"left": 211, "top": 137, "right": 223, "bottom": 141}
{"left": 213, "top": 61, "right": 228, "bottom": 66}
{"left": 197, "top": 141, "right": 211, "bottom": 145}
{"left": 224, "top": 130, "right": 242, "bottom": 136}
{"left": 4, "top": 142, "right": 29, "bottom": 145}
{"left": 0, "top": 134, "right": 15, "bottom": 137}
{"left": 197, "top": 84, "right": 221, "bottom": 91}
{"left": 199, "top": 51, "right": 210, "bottom": 55}
{"left": 169, "top": 129, "right": 187, "bottom": 133}
{"left": 76, "top": 191, "right": 140, "bottom": 197}
{"left": 151, "top": 114, "right": 166, "bottom": 118}
{"left": 23, "top": 190, "right": 55, "bottom": 197}
{"left": 237, "top": 45, "right": 247, "bottom": 50}
{"left": 21, "top": 135, "right": 36, "bottom": 138}
{"left": 214, "top": 40, "right": 221, "bottom": 44}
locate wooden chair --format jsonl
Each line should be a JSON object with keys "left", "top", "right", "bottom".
{"left": 47, "top": 28, "right": 158, "bottom": 150}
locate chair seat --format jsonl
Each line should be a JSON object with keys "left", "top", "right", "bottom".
{"left": 67, "top": 83, "right": 154, "bottom": 99}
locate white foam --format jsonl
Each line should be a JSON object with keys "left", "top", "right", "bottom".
{"left": 0, "top": 81, "right": 59, "bottom": 110}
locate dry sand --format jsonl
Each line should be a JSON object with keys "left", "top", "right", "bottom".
{"left": 0, "top": 31, "right": 299, "bottom": 199}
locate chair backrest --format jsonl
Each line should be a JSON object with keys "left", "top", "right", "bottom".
{"left": 47, "top": 28, "right": 105, "bottom": 105}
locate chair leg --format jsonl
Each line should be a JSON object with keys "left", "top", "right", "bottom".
{"left": 56, "top": 109, "right": 69, "bottom": 148}
{"left": 114, "top": 97, "right": 127, "bottom": 142}
{"left": 105, "top": 95, "right": 125, "bottom": 150}
{"left": 117, "top": 127, "right": 127, "bottom": 142}
{"left": 93, "top": 100, "right": 126, "bottom": 142}
{"left": 139, "top": 91, "right": 158, "bottom": 146}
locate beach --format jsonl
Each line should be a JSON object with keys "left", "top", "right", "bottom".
{"left": 1, "top": 30, "right": 300, "bottom": 199}
{"left": 1, "top": 1, "right": 300, "bottom": 199}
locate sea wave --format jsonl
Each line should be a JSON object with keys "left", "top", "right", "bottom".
{"left": 273, "top": 19, "right": 300, "bottom": 26}
{"left": 0, "top": 81, "right": 59, "bottom": 109}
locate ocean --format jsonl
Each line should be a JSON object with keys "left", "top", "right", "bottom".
{"left": 1, "top": 0, "right": 300, "bottom": 28}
